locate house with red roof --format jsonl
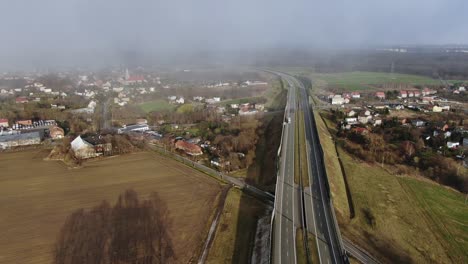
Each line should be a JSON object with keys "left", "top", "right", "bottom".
{"left": 375, "top": 92, "right": 385, "bottom": 99}
{"left": 0, "top": 118, "right": 8, "bottom": 127}
{"left": 175, "top": 140, "right": 203, "bottom": 156}
{"left": 351, "top": 92, "right": 361, "bottom": 98}
{"left": 15, "top": 97, "right": 28, "bottom": 103}
{"left": 400, "top": 90, "right": 408, "bottom": 98}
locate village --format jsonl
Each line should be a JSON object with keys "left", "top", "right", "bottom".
{"left": 0, "top": 68, "right": 274, "bottom": 174}
{"left": 319, "top": 83, "right": 468, "bottom": 173}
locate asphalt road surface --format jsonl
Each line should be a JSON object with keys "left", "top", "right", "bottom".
{"left": 273, "top": 83, "right": 302, "bottom": 264}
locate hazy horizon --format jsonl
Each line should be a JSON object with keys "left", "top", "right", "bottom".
{"left": 1, "top": 0, "right": 468, "bottom": 69}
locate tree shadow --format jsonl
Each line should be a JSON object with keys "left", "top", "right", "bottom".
{"left": 54, "top": 189, "right": 174, "bottom": 264}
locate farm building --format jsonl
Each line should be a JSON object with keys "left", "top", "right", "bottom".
{"left": 118, "top": 124, "right": 150, "bottom": 134}
{"left": 0, "top": 132, "right": 41, "bottom": 149}
{"left": 71, "top": 135, "right": 112, "bottom": 159}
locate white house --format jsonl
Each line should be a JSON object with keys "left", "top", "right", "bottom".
{"left": 331, "top": 96, "right": 345, "bottom": 105}
{"left": 176, "top": 97, "right": 185, "bottom": 104}
{"left": 447, "top": 142, "right": 460, "bottom": 149}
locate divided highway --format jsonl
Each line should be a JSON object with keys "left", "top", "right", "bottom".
{"left": 272, "top": 82, "right": 300, "bottom": 264}
{"left": 271, "top": 71, "right": 345, "bottom": 264}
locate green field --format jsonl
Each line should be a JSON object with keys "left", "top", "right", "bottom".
{"left": 0, "top": 150, "right": 222, "bottom": 264}
{"left": 401, "top": 177, "right": 468, "bottom": 263}
{"left": 139, "top": 99, "right": 175, "bottom": 112}
{"left": 309, "top": 71, "right": 440, "bottom": 91}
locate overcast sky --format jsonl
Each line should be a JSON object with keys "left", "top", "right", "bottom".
{"left": 1, "top": 0, "right": 467, "bottom": 68}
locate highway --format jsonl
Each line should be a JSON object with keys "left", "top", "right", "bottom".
{"left": 270, "top": 70, "right": 381, "bottom": 264}
{"left": 271, "top": 71, "right": 344, "bottom": 264}
{"left": 272, "top": 80, "right": 301, "bottom": 264}
{"left": 297, "top": 77, "right": 343, "bottom": 264}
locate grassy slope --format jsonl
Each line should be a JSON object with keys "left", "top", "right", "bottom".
{"left": 337, "top": 148, "right": 452, "bottom": 263}
{"left": 310, "top": 71, "right": 439, "bottom": 91}
{"left": 205, "top": 188, "right": 265, "bottom": 264}
{"left": 316, "top": 112, "right": 466, "bottom": 263}
{"left": 139, "top": 99, "right": 175, "bottom": 112}
{"left": 314, "top": 111, "right": 350, "bottom": 220}
{"left": 400, "top": 177, "right": 468, "bottom": 263}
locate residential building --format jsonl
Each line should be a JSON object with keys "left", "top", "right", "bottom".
{"left": 175, "top": 140, "right": 203, "bottom": 156}
{"left": 433, "top": 106, "right": 443, "bottom": 112}
{"left": 351, "top": 92, "right": 361, "bottom": 98}
{"left": 345, "top": 117, "right": 358, "bottom": 124}
{"left": 375, "top": 92, "right": 385, "bottom": 99}
{"left": 411, "top": 120, "right": 425, "bottom": 127}
{"left": 0, "top": 118, "right": 8, "bottom": 127}
{"left": 50, "top": 126, "right": 64, "bottom": 139}
{"left": 347, "top": 110, "right": 356, "bottom": 117}
{"left": 447, "top": 142, "right": 460, "bottom": 149}
{"left": 400, "top": 90, "right": 408, "bottom": 98}
{"left": 15, "top": 96, "right": 28, "bottom": 103}
{"left": 331, "top": 96, "right": 345, "bottom": 105}
{"left": 358, "top": 115, "right": 371, "bottom": 124}
{"left": 422, "top": 88, "right": 437, "bottom": 96}
{"left": 176, "top": 97, "right": 185, "bottom": 104}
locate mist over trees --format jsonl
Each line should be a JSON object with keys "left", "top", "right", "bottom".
{"left": 54, "top": 189, "right": 174, "bottom": 264}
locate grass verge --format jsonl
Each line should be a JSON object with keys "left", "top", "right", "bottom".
{"left": 294, "top": 111, "right": 309, "bottom": 186}
{"left": 314, "top": 111, "right": 350, "bottom": 220}
{"left": 296, "top": 229, "right": 307, "bottom": 264}
{"left": 205, "top": 188, "right": 266, "bottom": 264}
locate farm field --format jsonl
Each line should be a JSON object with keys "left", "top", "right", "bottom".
{"left": 309, "top": 71, "right": 440, "bottom": 91}
{"left": 0, "top": 150, "right": 222, "bottom": 264}
{"left": 139, "top": 99, "right": 175, "bottom": 113}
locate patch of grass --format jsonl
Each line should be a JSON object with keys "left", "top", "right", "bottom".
{"left": 400, "top": 177, "right": 468, "bottom": 263}
{"left": 294, "top": 111, "right": 309, "bottom": 186}
{"left": 314, "top": 111, "right": 350, "bottom": 220}
{"left": 307, "top": 232, "right": 320, "bottom": 264}
{"left": 139, "top": 99, "right": 175, "bottom": 113}
{"left": 296, "top": 229, "right": 307, "bottom": 264}
{"left": 0, "top": 150, "right": 222, "bottom": 264}
{"left": 206, "top": 188, "right": 265, "bottom": 264}
{"left": 309, "top": 71, "right": 440, "bottom": 91}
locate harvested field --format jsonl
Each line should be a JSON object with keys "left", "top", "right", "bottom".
{"left": 0, "top": 150, "right": 222, "bottom": 264}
